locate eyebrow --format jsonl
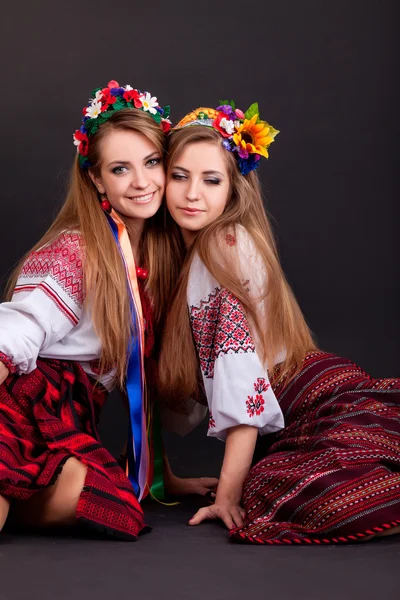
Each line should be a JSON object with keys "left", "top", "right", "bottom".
{"left": 107, "top": 151, "right": 160, "bottom": 168}
{"left": 172, "top": 165, "right": 225, "bottom": 177}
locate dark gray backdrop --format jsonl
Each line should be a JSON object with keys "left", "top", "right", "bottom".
{"left": 0, "top": 0, "right": 398, "bottom": 470}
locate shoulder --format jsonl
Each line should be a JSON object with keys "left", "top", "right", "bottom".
{"left": 17, "top": 230, "right": 85, "bottom": 306}
{"left": 23, "top": 230, "right": 84, "bottom": 272}
{"left": 216, "top": 225, "right": 259, "bottom": 267}
{"left": 38, "top": 230, "right": 84, "bottom": 257}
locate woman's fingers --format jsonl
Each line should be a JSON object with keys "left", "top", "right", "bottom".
{"left": 188, "top": 507, "right": 211, "bottom": 526}
{"left": 188, "top": 503, "right": 245, "bottom": 530}
{"left": 220, "top": 512, "right": 235, "bottom": 530}
{"left": 230, "top": 506, "right": 244, "bottom": 528}
{"left": 199, "top": 477, "right": 219, "bottom": 489}
{"left": 204, "top": 490, "right": 216, "bottom": 503}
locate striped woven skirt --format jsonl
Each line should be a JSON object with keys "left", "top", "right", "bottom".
{"left": 0, "top": 358, "right": 146, "bottom": 540}
{"left": 231, "top": 352, "right": 400, "bottom": 544}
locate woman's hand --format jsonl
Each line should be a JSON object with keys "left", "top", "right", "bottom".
{"left": 187, "top": 425, "right": 257, "bottom": 530}
{"left": 164, "top": 473, "right": 218, "bottom": 499}
{"left": 189, "top": 501, "right": 245, "bottom": 530}
{"left": 0, "top": 362, "right": 9, "bottom": 386}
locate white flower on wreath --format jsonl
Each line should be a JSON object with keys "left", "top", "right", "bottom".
{"left": 141, "top": 92, "right": 158, "bottom": 115}
{"left": 220, "top": 117, "right": 236, "bottom": 135}
{"left": 125, "top": 84, "right": 134, "bottom": 91}
{"left": 73, "top": 132, "right": 80, "bottom": 149}
{"left": 93, "top": 90, "right": 104, "bottom": 103}
{"left": 85, "top": 100, "right": 102, "bottom": 119}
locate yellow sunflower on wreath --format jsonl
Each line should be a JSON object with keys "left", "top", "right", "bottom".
{"left": 233, "top": 114, "right": 279, "bottom": 159}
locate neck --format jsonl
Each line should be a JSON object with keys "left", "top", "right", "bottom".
{"left": 181, "top": 228, "right": 196, "bottom": 251}
{"left": 122, "top": 216, "right": 145, "bottom": 264}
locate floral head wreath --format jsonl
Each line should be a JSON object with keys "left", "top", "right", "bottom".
{"left": 173, "top": 101, "right": 279, "bottom": 175}
{"left": 73, "top": 80, "right": 171, "bottom": 169}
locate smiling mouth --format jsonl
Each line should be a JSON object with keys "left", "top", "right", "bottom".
{"left": 129, "top": 191, "right": 156, "bottom": 204}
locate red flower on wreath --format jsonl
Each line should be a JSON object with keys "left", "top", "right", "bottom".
{"left": 123, "top": 89, "right": 144, "bottom": 108}
{"left": 100, "top": 88, "right": 117, "bottom": 108}
{"left": 73, "top": 130, "right": 89, "bottom": 156}
{"left": 213, "top": 111, "right": 235, "bottom": 138}
{"left": 161, "top": 119, "right": 171, "bottom": 133}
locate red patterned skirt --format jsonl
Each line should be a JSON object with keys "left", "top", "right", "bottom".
{"left": 0, "top": 358, "right": 146, "bottom": 540}
{"left": 231, "top": 352, "right": 400, "bottom": 544}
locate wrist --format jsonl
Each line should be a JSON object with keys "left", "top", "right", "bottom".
{"left": 0, "top": 352, "right": 18, "bottom": 375}
{"left": 216, "top": 477, "right": 242, "bottom": 505}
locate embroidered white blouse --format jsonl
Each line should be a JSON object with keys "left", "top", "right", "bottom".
{"left": 186, "top": 225, "right": 285, "bottom": 441}
{"left": 0, "top": 231, "right": 115, "bottom": 391}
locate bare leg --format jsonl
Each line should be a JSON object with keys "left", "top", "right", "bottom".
{"left": 0, "top": 495, "right": 10, "bottom": 531}
{"left": 12, "top": 457, "right": 87, "bottom": 528}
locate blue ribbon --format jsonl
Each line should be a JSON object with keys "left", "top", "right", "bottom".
{"left": 106, "top": 214, "right": 144, "bottom": 497}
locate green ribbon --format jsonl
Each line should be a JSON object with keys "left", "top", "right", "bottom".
{"left": 149, "top": 399, "right": 165, "bottom": 501}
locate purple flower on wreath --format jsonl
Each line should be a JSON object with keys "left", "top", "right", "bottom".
{"left": 238, "top": 154, "right": 261, "bottom": 176}
{"left": 222, "top": 139, "right": 233, "bottom": 151}
{"left": 156, "top": 106, "right": 164, "bottom": 115}
{"left": 110, "top": 87, "right": 125, "bottom": 96}
{"left": 217, "top": 104, "right": 236, "bottom": 120}
{"left": 237, "top": 147, "right": 249, "bottom": 159}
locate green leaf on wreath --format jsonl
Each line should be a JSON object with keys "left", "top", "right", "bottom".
{"left": 244, "top": 102, "right": 259, "bottom": 121}
{"left": 113, "top": 97, "right": 126, "bottom": 111}
{"left": 219, "top": 99, "right": 236, "bottom": 110}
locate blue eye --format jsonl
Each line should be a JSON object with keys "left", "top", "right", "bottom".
{"left": 146, "top": 157, "right": 161, "bottom": 167}
{"left": 112, "top": 166, "right": 128, "bottom": 174}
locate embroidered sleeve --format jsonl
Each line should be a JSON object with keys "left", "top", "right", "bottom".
{"left": 188, "top": 246, "right": 284, "bottom": 442}
{"left": 0, "top": 232, "right": 85, "bottom": 375}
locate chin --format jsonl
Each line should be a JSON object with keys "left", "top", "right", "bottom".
{"left": 129, "top": 201, "right": 162, "bottom": 220}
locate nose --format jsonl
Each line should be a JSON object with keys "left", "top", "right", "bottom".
{"left": 186, "top": 180, "right": 201, "bottom": 202}
{"left": 131, "top": 167, "right": 150, "bottom": 190}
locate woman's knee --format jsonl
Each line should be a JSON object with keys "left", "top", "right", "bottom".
{"left": 43, "top": 457, "right": 87, "bottom": 526}
{"left": 0, "top": 495, "right": 11, "bottom": 531}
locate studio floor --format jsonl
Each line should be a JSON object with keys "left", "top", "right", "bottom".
{"left": 0, "top": 497, "right": 398, "bottom": 600}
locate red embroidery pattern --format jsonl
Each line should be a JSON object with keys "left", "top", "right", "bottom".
{"left": 208, "top": 412, "right": 216, "bottom": 429}
{"left": 16, "top": 232, "right": 84, "bottom": 308}
{"left": 225, "top": 233, "right": 236, "bottom": 246}
{"left": 246, "top": 377, "right": 270, "bottom": 417}
{"left": 190, "top": 287, "right": 255, "bottom": 379}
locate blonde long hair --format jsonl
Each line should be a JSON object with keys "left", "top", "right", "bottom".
{"left": 6, "top": 109, "right": 182, "bottom": 385}
{"left": 158, "top": 126, "right": 316, "bottom": 403}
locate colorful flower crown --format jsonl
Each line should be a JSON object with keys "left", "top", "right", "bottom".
{"left": 73, "top": 80, "right": 171, "bottom": 169}
{"left": 173, "top": 101, "right": 279, "bottom": 175}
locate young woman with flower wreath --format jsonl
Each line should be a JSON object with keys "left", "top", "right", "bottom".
{"left": 0, "top": 81, "right": 217, "bottom": 540}
{"left": 158, "top": 102, "right": 400, "bottom": 543}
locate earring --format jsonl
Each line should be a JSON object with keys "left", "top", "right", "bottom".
{"left": 100, "top": 195, "right": 111, "bottom": 213}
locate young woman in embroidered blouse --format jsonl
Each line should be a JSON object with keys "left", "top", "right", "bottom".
{"left": 0, "top": 83, "right": 216, "bottom": 540}
{"left": 158, "top": 104, "right": 400, "bottom": 543}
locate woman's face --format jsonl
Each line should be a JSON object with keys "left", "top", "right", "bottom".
{"left": 90, "top": 128, "right": 165, "bottom": 226}
{"left": 166, "top": 141, "right": 230, "bottom": 247}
